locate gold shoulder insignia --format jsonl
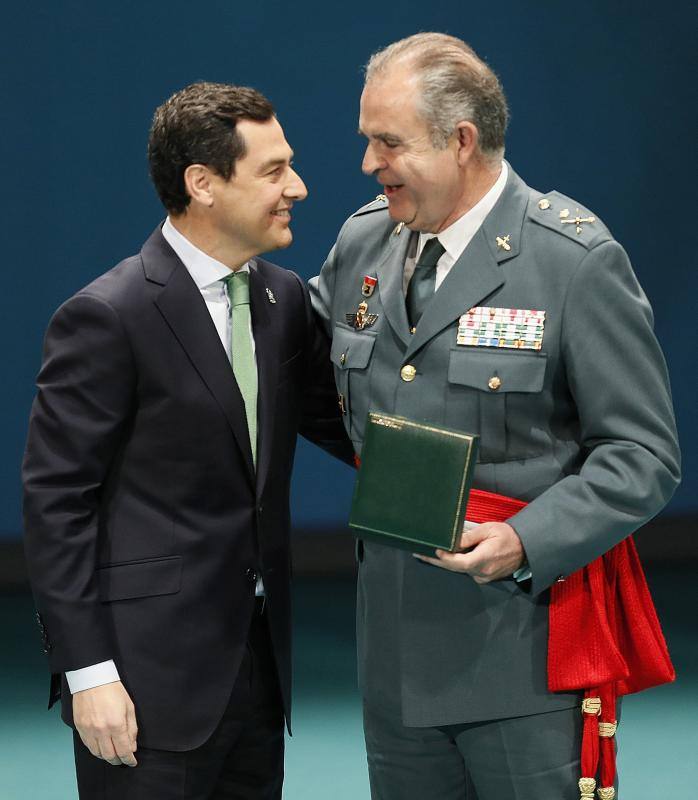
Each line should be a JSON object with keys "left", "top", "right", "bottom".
{"left": 530, "top": 191, "right": 610, "bottom": 249}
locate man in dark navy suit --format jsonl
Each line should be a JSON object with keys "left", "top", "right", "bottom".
{"left": 23, "top": 82, "right": 352, "bottom": 799}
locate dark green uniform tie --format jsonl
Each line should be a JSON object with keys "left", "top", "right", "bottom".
{"left": 406, "top": 237, "right": 446, "bottom": 329}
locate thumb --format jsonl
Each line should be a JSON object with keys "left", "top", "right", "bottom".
{"left": 458, "top": 522, "right": 488, "bottom": 550}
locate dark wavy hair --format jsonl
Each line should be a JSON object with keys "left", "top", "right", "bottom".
{"left": 148, "top": 82, "right": 275, "bottom": 214}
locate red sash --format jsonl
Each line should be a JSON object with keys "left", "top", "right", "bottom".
{"left": 466, "top": 487, "right": 675, "bottom": 799}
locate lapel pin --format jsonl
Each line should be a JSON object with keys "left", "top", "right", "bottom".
{"left": 265, "top": 287, "right": 276, "bottom": 304}
{"left": 362, "top": 275, "right": 377, "bottom": 297}
{"left": 496, "top": 234, "right": 511, "bottom": 251}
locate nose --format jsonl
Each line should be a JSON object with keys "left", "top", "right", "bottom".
{"left": 361, "top": 142, "right": 385, "bottom": 177}
{"left": 284, "top": 167, "right": 308, "bottom": 201}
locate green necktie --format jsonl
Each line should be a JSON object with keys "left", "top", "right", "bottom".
{"left": 406, "top": 237, "right": 446, "bottom": 329}
{"left": 225, "top": 271, "right": 258, "bottom": 468}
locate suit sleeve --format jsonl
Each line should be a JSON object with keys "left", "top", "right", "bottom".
{"left": 22, "top": 292, "right": 136, "bottom": 673}
{"left": 509, "top": 240, "right": 681, "bottom": 594}
{"left": 290, "top": 270, "right": 354, "bottom": 465}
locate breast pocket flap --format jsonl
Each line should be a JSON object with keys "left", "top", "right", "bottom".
{"left": 448, "top": 349, "right": 547, "bottom": 393}
{"left": 98, "top": 555, "right": 182, "bottom": 602}
{"left": 330, "top": 324, "right": 377, "bottom": 370}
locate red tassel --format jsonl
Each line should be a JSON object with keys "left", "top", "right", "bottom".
{"left": 598, "top": 684, "right": 617, "bottom": 792}
{"left": 580, "top": 689, "right": 601, "bottom": 782}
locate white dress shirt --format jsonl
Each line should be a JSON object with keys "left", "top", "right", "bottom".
{"left": 66, "top": 219, "right": 263, "bottom": 694}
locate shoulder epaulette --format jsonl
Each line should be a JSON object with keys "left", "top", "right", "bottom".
{"left": 352, "top": 194, "right": 390, "bottom": 218}
{"left": 528, "top": 190, "right": 612, "bottom": 249}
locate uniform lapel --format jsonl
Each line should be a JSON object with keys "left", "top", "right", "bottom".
{"left": 248, "top": 261, "right": 277, "bottom": 499}
{"left": 375, "top": 228, "right": 414, "bottom": 347}
{"left": 404, "top": 166, "right": 529, "bottom": 362}
{"left": 143, "top": 227, "right": 256, "bottom": 487}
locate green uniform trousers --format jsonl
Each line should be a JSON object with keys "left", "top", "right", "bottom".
{"left": 364, "top": 702, "right": 587, "bottom": 800}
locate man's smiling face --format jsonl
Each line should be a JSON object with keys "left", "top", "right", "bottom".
{"left": 209, "top": 116, "right": 307, "bottom": 257}
{"left": 358, "top": 66, "right": 467, "bottom": 234}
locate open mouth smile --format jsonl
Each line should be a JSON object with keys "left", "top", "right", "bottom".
{"left": 384, "top": 185, "right": 403, "bottom": 197}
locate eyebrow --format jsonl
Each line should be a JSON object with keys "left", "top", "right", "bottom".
{"left": 357, "top": 129, "right": 403, "bottom": 144}
{"left": 258, "top": 151, "right": 294, "bottom": 172}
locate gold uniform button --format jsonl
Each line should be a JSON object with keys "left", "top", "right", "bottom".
{"left": 538, "top": 198, "right": 551, "bottom": 210}
{"left": 488, "top": 375, "right": 502, "bottom": 391}
{"left": 400, "top": 365, "right": 417, "bottom": 382}
{"left": 340, "top": 352, "right": 346, "bottom": 365}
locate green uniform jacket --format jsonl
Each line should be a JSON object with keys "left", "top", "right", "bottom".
{"left": 310, "top": 164, "right": 680, "bottom": 726}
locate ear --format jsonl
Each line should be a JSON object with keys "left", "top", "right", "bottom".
{"left": 454, "top": 122, "right": 479, "bottom": 166}
{"left": 183, "top": 164, "right": 215, "bottom": 208}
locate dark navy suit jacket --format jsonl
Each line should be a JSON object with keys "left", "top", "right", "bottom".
{"left": 23, "top": 225, "right": 353, "bottom": 750}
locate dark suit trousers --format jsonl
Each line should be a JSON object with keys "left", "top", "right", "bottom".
{"left": 73, "top": 600, "right": 284, "bottom": 800}
{"left": 364, "top": 701, "right": 586, "bottom": 800}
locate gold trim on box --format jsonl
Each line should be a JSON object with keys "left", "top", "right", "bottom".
{"left": 367, "top": 413, "right": 476, "bottom": 550}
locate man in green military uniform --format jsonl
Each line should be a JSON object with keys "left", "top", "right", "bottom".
{"left": 310, "top": 32, "right": 680, "bottom": 799}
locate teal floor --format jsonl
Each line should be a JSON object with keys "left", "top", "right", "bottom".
{"left": 2, "top": 567, "right": 696, "bottom": 799}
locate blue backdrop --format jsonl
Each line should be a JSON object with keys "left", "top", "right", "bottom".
{"left": 3, "top": 1, "right": 696, "bottom": 538}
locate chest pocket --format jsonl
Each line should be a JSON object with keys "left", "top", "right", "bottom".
{"left": 448, "top": 348, "right": 547, "bottom": 463}
{"left": 330, "top": 322, "right": 377, "bottom": 436}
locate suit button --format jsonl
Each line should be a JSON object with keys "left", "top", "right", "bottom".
{"left": 246, "top": 568, "right": 258, "bottom": 583}
{"left": 400, "top": 365, "right": 417, "bottom": 382}
{"left": 488, "top": 376, "right": 502, "bottom": 391}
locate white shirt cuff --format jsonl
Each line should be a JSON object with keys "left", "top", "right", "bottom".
{"left": 513, "top": 566, "right": 532, "bottom": 582}
{"left": 65, "top": 660, "right": 121, "bottom": 694}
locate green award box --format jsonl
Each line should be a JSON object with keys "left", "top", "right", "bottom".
{"left": 349, "top": 412, "right": 479, "bottom": 556}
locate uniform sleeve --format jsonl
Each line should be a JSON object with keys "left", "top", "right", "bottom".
{"left": 509, "top": 240, "right": 681, "bottom": 595}
{"left": 22, "top": 293, "right": 136, "bottom": 673}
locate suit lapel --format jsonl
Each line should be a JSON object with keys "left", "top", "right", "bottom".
{"left": 248, "top": 261, "right": 277, "bottom": 499}
{"left": 404, "top": 166, "right": 530, "bottom": 362}
{"left": 143, "top": 228, "right": 256, "bottom": 486}
{"left": 375, "top": 229, "right": 414, "bottom": 347}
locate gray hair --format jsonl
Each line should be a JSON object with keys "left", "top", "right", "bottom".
{"left": 365, "top": 33, "right": 509, "bottom": 162}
